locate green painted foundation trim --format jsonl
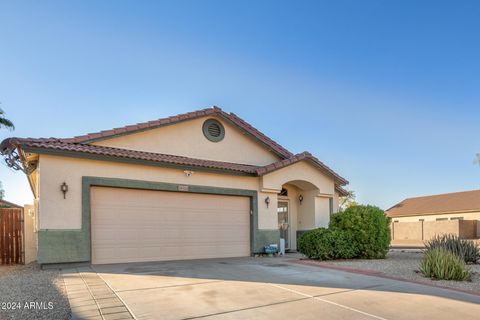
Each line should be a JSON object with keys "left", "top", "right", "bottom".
{"left": 39, "top": 176, "right": 272, "bottom": 264}
{"left": 38, "top": 230, "right": 90, "bottom": 264}
{"left": 254, "top": 229, "right": 281, "bottom": 252}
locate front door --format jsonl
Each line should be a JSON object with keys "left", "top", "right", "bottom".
{"left": 277, "top": 201, "right": 290, "bottom": 249}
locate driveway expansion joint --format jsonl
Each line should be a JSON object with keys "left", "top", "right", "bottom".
{"left": 115, "top": 280, "right": 223, "bottom": 293}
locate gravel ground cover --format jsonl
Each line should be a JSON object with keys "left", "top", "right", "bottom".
{"left": 321, "top": 250, "right": 480, "bottom": 293}
{"left": 0, "top": 263, "right": 71, "bottom": 320}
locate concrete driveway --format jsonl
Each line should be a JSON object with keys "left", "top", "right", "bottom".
{"left": 91, "top": 255, "right": 480, "bottom": 320}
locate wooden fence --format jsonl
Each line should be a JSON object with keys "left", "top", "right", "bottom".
{"left": 0, "top": 208, "right": 24, "bottom": 264}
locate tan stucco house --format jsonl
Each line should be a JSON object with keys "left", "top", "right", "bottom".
{"left": 1, "top": 107, "right": 348, "bottom": 264}
{"left": 387, "top": 190, "right": 480, "bottom": 246}
{"left": 387, "top": 190, "right": 480, "bottom": 223}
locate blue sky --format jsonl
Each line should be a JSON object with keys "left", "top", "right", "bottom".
{"left": 0, "top": 1, "right": 479, "bottom": 209}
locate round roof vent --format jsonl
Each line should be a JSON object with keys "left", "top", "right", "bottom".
{"left": 202, "top": 119, "right": 225, "bottom": 142}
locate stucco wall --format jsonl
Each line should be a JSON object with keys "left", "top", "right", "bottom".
{"left": 391, "top": 222, "right": 423, "bottom": 240}
{"left": 391, "top": 220, "right": 478, "bottom": 243}
{"left": 92, "top": 116, "right": 280, "bottom": 166}
{"left": 315, "top": 196, "right": 330, "bottom": 228}
{"left": 458, "top": 220, "right": 478, "bottom": 239}
{"left": 297, "top": 189, "right": 316, "bottom": 231}
{"left": 23, "top": 204, "right": 37, "bottom": 263}
{"left": 391, "top": 212, "right": 480, "bottom": 237}
{"left": 333, "top": 191, "right": 340, "bottom": 214}
{"left": 38, "top": 154, "right": 278, "bottom": 230}
{"left": 261, "top": 161, "right": 335, "bottom": 195}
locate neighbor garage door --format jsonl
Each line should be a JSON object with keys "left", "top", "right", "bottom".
{"left": 91, "top": 187, "right": 251, "bottom": 264}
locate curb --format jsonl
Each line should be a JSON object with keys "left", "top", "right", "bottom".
{"left": 293, "top": 259, "right": 480, "bottom": 297}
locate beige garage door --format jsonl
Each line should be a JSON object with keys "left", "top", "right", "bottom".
{"left": 91, "top": 187, "right": 251, "bottom": 264}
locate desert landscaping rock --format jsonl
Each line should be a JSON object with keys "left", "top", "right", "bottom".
{"left": 0, "top": 263, "right": 70, "bottom": 320}
{"left": 321, "top": 250, "right": 480, "bottom": 293}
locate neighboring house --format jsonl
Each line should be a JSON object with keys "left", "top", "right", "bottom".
{"left": 386, "top": 190, "right": 480, "bottom": 246}
{"left": 0, "top": 199, "right": 22, "bottom": 208}
{"left": 386, "top": 189, "right": 480, "bottom": 222}
{"left": 0, "top": 106, "right": 348, "bottom": 265}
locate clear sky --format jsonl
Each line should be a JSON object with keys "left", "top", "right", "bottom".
{"left": 0, "top": 1, "right": 479, "bottom": 209}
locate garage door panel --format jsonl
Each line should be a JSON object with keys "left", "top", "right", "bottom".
{"left": 91, "top": 187, "right": 251, "bottom": 264}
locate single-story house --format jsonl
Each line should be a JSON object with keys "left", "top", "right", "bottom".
{"left": 386, "top": 190, "right": 480, "bottom": 245}
{"left": 1, "top": 106, "right": 348, "bottom": 265}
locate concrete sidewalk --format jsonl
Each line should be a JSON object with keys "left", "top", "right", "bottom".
{"left": 62, "top": 267, "right": 134, "bottom": 320}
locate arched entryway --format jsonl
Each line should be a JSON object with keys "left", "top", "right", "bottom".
{"left": 276, "top": 179, "right": 333, "bottom": 251}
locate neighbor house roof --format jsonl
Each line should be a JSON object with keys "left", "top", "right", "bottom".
{"left": 386, "top": 189, "right": 480, "bottom": 217}
{"left": 0, "top": 199, "right": 22, "bottom": 208}
{"left": 0, "top": 106, "right": 347, "bottom": 184}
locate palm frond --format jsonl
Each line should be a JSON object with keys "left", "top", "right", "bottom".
{"left": 0, "top": 107, "right": 14, "bottom": 130}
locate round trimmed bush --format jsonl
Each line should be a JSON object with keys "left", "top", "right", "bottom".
{"left": 329, "top": 205, "right": 390, "bottom": 259}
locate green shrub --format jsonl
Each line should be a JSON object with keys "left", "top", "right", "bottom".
{"left": 425, "top": 234, "right": 479, "bottom": 264}
{"left": 330, "top": 229, "right": 359, "bottom": 259}
{"left": 420, "top": 248, "right": 471, "bottom": 281}
{"left": 298, "top": 228, "right": 334, "bottom": 260}
{"left": 297, "top": 228, "right": 358, "bottom": 260}
{"left": 329, "top": 205, "right": 390, "bottom": 259}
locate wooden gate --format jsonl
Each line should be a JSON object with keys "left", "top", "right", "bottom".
{"left": 0, "top": 208, "right": 24, "bottom": 265}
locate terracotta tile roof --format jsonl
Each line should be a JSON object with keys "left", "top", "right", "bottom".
{"left": 3, "top": 138, "right": 259, "bottom": 175}
{"left": 2, "top": 138, "right": 348, "bottom": 184}
{"left": 0, "top": 107, "right": 347, "bottom": 185}
{"left": 386, "top": 189, "right": 480, "bottom": 217}
{"left": 60, "top": 106, "right": 293, "bottom": 159}
{"left": 335, "top": 185, "right": 349, "bottom": 197}
{"left": 255, "top": 151, "right": 348, "bottom": 185}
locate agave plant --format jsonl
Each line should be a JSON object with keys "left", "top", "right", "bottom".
{"left": 420, "top": 248, "right": 471, "bottom": 281}
{"left": 425, "top": 234, "right": 479, "bottom": 264}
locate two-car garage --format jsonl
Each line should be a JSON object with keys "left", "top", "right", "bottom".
{"left": 90, "top": 187, "right": 251, "bottom": 264}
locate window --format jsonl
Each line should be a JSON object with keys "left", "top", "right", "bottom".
{"left": 278, "top": 188, "right": 288, "bottom": 197}
{"left": 202, "top": 119, "right": 225, "bottom": 142}
{"left": 450, "top": 217, "right": 464, "bottom": 220}
{"left": 436, "top": 218, "right": 448, "bottom": 221}
{"left": 329, "top": 198, "right": 333, "bottom": 216}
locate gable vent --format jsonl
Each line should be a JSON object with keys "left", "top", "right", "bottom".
{"left": 207, "top": 123, "right": 221, "bottom": 137}
{"left": 202, "top": 119, "right": 225, "bottom": 142}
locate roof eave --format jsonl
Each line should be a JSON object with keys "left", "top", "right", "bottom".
{"left": 20, "top": 145, "right": 258, "bottom": 177}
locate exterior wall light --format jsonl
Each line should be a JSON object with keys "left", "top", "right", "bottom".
{"left": 265, "top": 196, "right": 270, "bottom": 208}
{"left": 299, "top": 194, "right": 304, "bottom": 205}
{"left": 184, "top": 170, "right": 194, "bottom": 177}
{"left": 61, "top": 182, "right": 68, "bottom": 199}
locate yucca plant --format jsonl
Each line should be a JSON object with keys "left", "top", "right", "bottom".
{"left": 420, "top": 248, "right": 471, "bottom": 281}
{"left": 425, "top": 234, "right": 479, "bottom": 264}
